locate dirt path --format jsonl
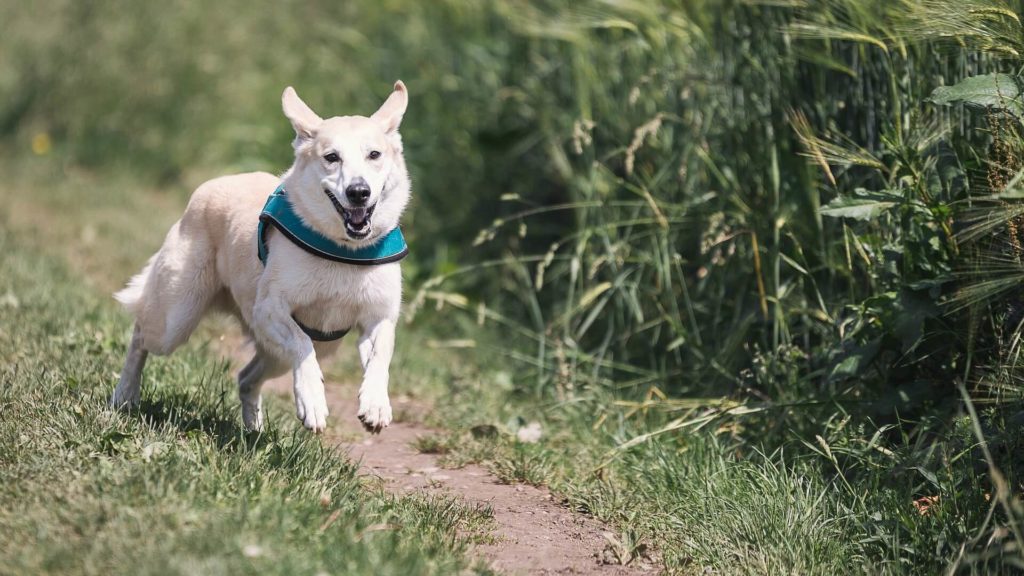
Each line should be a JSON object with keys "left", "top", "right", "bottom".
{"left": 221, "top": 335, "right": 655, "bottom": 575}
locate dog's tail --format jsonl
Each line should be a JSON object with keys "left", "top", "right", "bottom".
{"left": 114, "top": 255, "right": 156, "bottom": 315}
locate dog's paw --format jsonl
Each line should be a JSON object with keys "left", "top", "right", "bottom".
{"left": 294, "top": 374, "right": 329, "bottom": 434}
{"left": 241, "top": 393, "right": 264, "bottom": 432}
{"left": 357, "top": 391, "right": 392, "bottom": 434}
{"left": 109, "top": 385, "right": 140, "bottom": 410}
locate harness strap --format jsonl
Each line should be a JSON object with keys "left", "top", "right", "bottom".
{"left": 292, "top": 316, "right": 349, "bottom": 342}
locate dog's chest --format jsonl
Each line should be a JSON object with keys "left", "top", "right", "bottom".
{"left": 269, "top": 242, "right": 402, "bottom": 332}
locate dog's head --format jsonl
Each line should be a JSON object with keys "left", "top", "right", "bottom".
{"left": 280, "top": 82, "right": 411, "bottom": 246}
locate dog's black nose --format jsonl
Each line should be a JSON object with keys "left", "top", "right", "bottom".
{"left": 345, "top": 179, "right": 371, "bottom": 205}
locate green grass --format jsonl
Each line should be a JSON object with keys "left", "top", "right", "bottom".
{"left": 396, "top": 311, "right": 1024, "bottom": 572}
{"left": 410, "top": 382, "right": 1024, "bottom": 574}
{"left": 0, "top": 198, "right": 493, "bottom": 574}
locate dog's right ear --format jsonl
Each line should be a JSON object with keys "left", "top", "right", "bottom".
{"left": 282, "top": 87, "right": 323, "bottom": 148}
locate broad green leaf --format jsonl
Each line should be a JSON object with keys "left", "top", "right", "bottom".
{"left": 820, "top": 196, "right": 897, "bottom": 220}
{"left": 929, "top": 73, "right": 1024, "bottom": 117}
{"left": 829, "top": 340, "right": 881, "bottom": 381}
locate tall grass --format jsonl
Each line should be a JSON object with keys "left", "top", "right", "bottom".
{"left": 409, "top": 0, "right": 1003, "bottom": 413}
{"left": 406, "top": 2, "right": 1024, "bottom": 567}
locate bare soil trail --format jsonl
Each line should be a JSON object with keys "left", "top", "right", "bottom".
{"left": 220, "top": 334, "right": 655, "bottom": 575}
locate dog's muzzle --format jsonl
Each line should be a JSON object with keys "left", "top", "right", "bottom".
{"left": 324, "top": 188, "right": 375, "bottom": 239}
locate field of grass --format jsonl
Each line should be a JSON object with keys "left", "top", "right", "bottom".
{"left": 2, "top": 149, "right": 1017, "bottom": 574}
{"left": 6, "top": 0, "right": 1024, "bottom": 573}
{"left": 415, "top": 377, "right": 1024, "bottom": 573}
{"left": 0, "top": 158, "right": 496, "bottom": 575}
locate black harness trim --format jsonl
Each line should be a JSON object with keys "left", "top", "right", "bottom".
{"left": 291, "top": 315, "right": 350, "bottom": 342}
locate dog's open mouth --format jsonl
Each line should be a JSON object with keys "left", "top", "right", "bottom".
{"left": 342, "top": 204, "right": 374, "bottom": 238}
{"left": 325, "top": 189, "right": 375, "bottom": 239}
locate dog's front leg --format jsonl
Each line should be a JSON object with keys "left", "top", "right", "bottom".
{"left": 251, "top": 295, "right": 328, "bottom": 433}
{"left": 356, "top": 318, "right": 396, "bottom": 433}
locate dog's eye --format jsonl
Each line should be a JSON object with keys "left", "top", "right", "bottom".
{"left": 323, "top": 152, "right": 340, "bottom": 163}
{"left": 368, "top": 150, "right": 381, "bottom": 160}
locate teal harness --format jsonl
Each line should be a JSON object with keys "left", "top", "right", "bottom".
{"left": 257, "top": 185, "right": 409, "bottom": 341}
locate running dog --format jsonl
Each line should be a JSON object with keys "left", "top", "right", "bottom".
{"left": 111, "top": 82, "right": 411, "bottom": 434}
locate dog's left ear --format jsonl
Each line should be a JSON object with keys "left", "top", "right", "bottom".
{"left": 371, "top": 81, "right": 408, "bottom": 134}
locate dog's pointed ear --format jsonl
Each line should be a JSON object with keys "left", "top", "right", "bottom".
{"left": 371, "top": 81, "right": 408, "bottom": 134}
{"left": 282, "top": 86, "right": 322, "bottom": 145}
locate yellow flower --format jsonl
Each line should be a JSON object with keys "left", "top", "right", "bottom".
{"left": 31, "top": 132, "right": 52, "bottom": 155}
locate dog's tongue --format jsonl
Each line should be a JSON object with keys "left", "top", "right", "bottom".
{"left": 348, "top": 207, "right": 368, "bottom": 225}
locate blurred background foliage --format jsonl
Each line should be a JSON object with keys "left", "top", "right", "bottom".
{"left": 7, "top": 0, "right": 1024, "bottom": 568}
{"left": 6, "top": 0, "right": 1024, "bottom": 437}
{"left": 5, "top": 0, "right": 1024, "bottom": 429}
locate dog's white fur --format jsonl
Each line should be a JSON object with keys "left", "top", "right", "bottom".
{"left": 111, "top": 82, "right": 411, "bottom": 434}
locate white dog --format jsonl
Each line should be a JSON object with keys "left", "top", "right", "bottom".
{"left": 111, "top": 82, "right": 411, "bottom": 434}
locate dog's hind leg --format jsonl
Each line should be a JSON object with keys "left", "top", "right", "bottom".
{"left": 238, "top": 351, "right": 287, "bottom": 431}
{"left": 111, "top": 323, "right": 148, "bottom": 409}
{"left": 118, "top": 212, "right": 221, "bottom": 357}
